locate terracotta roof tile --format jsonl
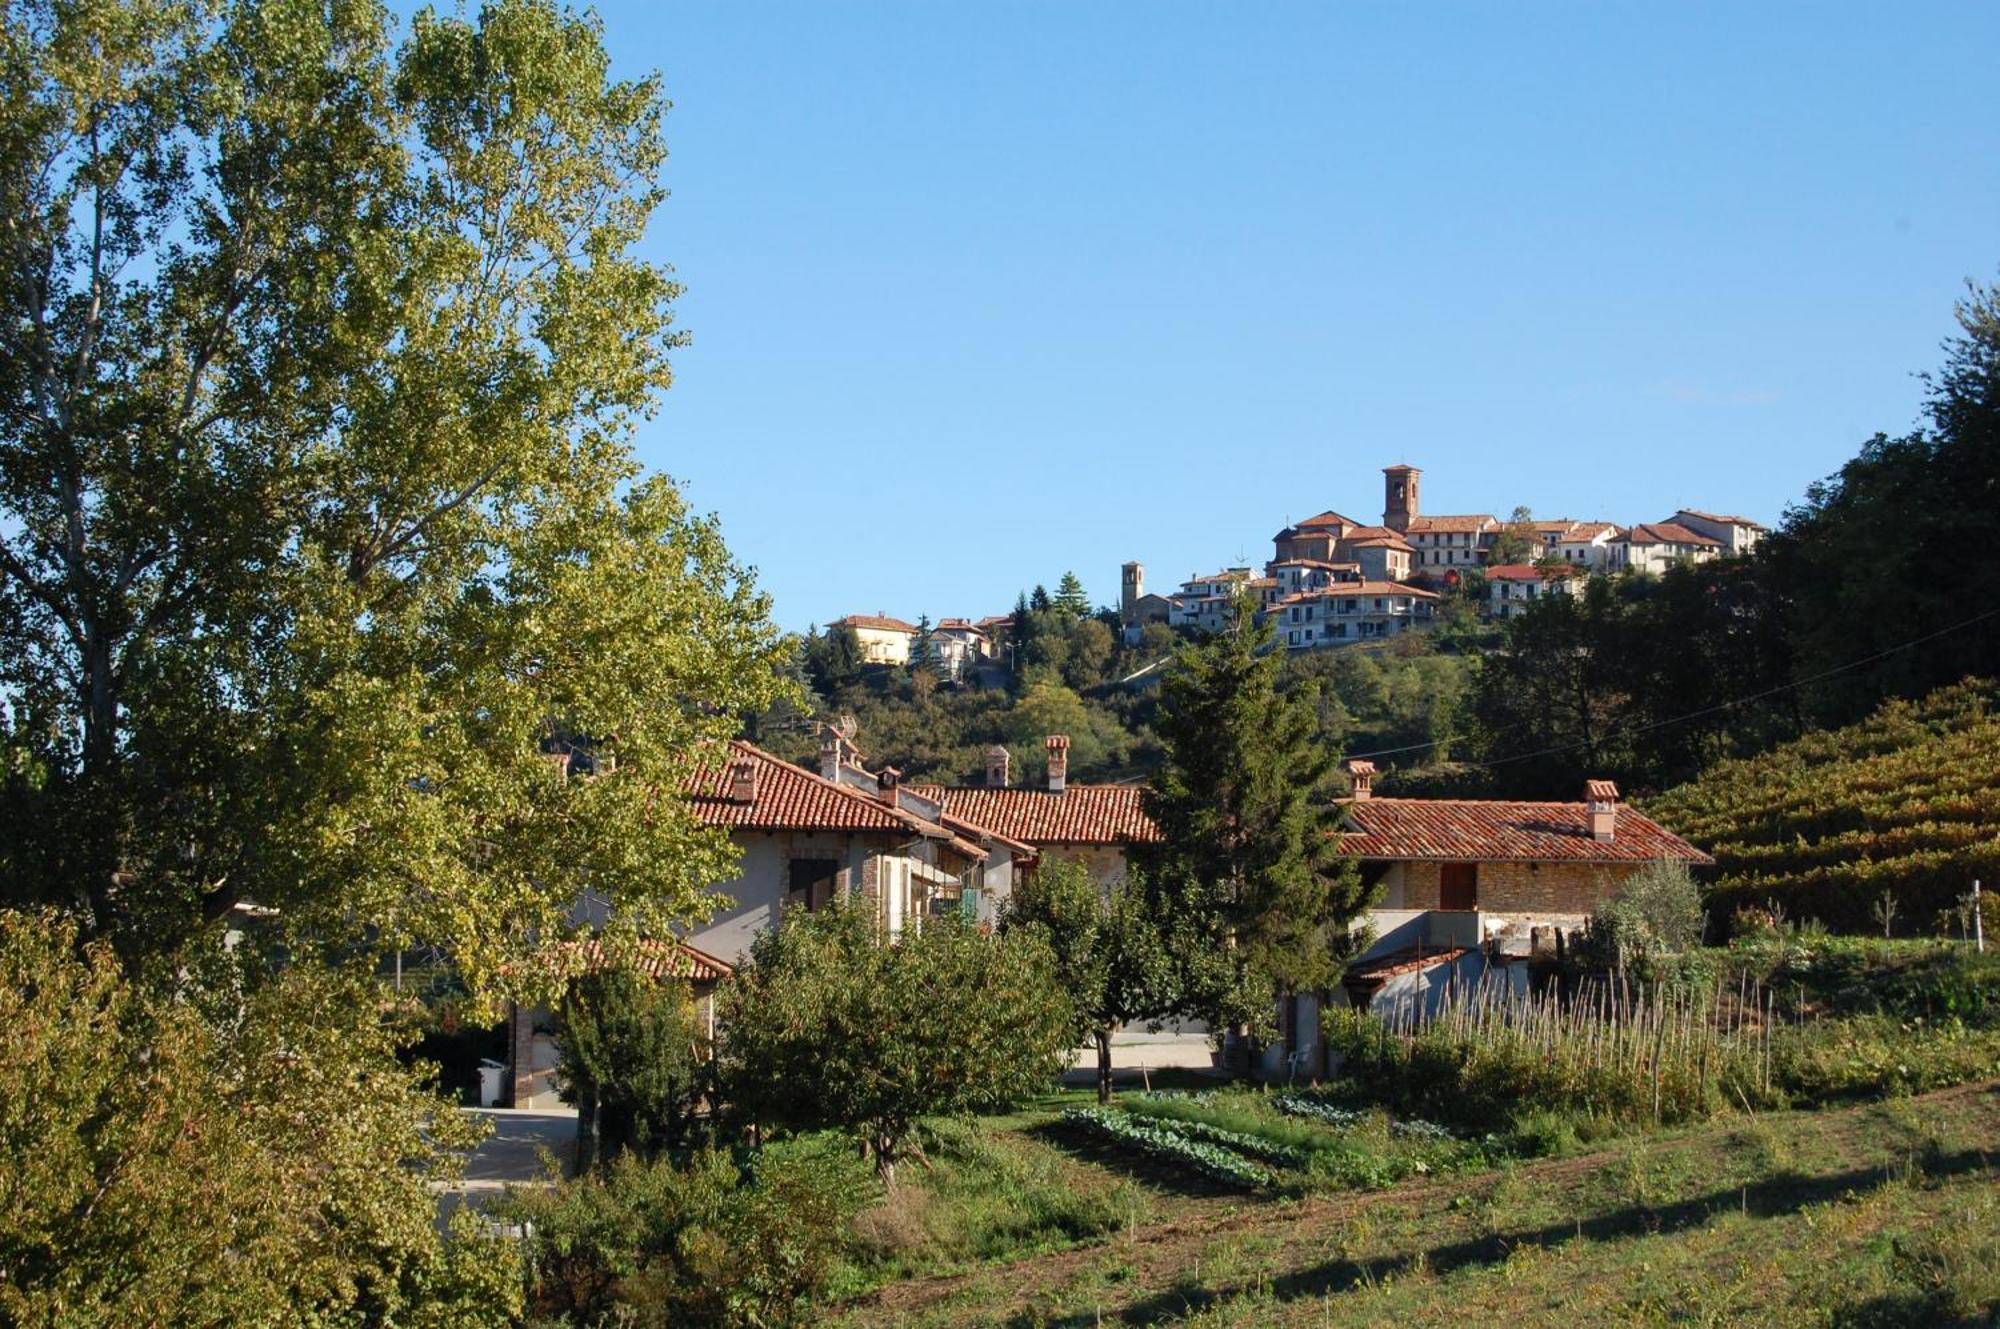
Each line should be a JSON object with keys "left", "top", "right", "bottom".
{"left": 908, "top": 785, "right": 1164, "bottom": 846}
{"left": 1295, "top": 509, "right": 1361, "bottom": 529}
{"left": 1407, "top": 514, "right": 1497, "bottom": 534}
{"left": 836, "top": 613, "right": 920, "bottom": 633}
{"left": 569, "top": 936, "right": 735, "bottom": 984}
{"left": 1486, "top": 563, "right": 1580, "bottom": 581}
{"left": 1623, "top": 523, "right": 1722, "bottom": 547}
{"left": 685, "top": 741, "right": 941, "bottom": 836}
{"left": 1341, "top": 798, "right": 1712, "bottom": 864}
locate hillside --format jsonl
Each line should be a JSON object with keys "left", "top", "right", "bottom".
{"left": 1645, "top": 680, "right": 2000, "bottom": 933}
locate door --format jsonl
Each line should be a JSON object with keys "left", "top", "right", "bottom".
{"left": 1439, "top": 862, "right": 1478, "bottom": 911}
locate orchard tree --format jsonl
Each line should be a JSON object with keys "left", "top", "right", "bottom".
{"left": 0, "top": 0, "right": 789, "bottom": 996}
{"left": 555, "top": 965, "right": 707, "bottom": 1170}
{"left": 1142, "top": 597, "right": 1372, "bottom": 1039}
{"left": 1003, "top": 859, "right": 1175, "bottom": 1102}
{"left": 718, "top": 903, "right": 1073, "bottom": 1185}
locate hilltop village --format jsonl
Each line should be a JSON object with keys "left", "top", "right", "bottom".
{"left": 834, "top": 463, "right": 1766, "bottom": 667}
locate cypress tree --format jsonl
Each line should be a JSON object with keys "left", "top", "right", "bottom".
{"left": 1141, "top": 596, "right": 1373, "bottom": 1038}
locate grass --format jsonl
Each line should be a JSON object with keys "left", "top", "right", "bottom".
{"left": 834, "top": 1080, "right": 2000, "bottom": 1327}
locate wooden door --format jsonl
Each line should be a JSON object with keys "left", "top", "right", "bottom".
{"left": 1439, "top": 862, "right": 1478, "bottom": 911}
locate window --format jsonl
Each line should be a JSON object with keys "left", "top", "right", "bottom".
{"left": 787, "top": 858, "right": 839, "bottom": 913}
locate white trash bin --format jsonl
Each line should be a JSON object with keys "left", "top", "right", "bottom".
{"left": 477, "top": 1058, "right": 507, "bottom": 1108}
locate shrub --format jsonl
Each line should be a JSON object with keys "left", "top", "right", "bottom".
{"left": 1574, "top": 858, "right": 1707, "bottom": 976}
{"left": 0, "top": 911, "right": 518, "bottom": 1327}
{"left": 505, "top": 1140, "right": 867, "bottom": 1328}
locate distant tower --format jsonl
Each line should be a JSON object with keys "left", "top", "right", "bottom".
{"left": 1120, "top": 561, "right": 1144, "bottom": 626}
{"left": 1383, "top": 464, "right": 1421, "bottom": 532}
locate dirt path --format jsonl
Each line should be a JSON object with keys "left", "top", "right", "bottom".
{"left": 839, "top": 1081, "right": 2000, "bottom": 1326}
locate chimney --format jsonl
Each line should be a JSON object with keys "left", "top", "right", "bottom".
{"left": 1346, "top": 759, "right": 1375, "bottom": 801}
{"left": 985, "top": 744, "right": 1010, "bottom": 788}
{"left": 1045, "top": 734, "right": 1070, "bottom": 793}
{"left": 728, "top": 758, "right": 758, "bottom": 805}
{"left": 818, "top": 729, "right": 841, "bottom": 782}
{"left": 1586, "top": 779, "right": 1619, "bottom": 841}
{"left": 878, "top": 766, "right": 901, "bottom": 808}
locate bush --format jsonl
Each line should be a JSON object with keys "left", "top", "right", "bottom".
{"left": 506, "top": 1140, "right": 867, "bottom": 1328}
{"left": 0, "top": 910, "right": 518, "bottom": 1327}
{"left": 1575, "top": 858, "right": 1707, "bottom": 976}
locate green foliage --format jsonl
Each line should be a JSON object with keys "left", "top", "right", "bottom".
{"left": 1142, "top": 600, "right": 1373, "bottom": 1033}
{"left": 504, "top": 1139, "right": 867, "bottom": 1328}
{"left": 1002, "top": 859, "right": 1176, "bottom": 1101}
{"left": 1578, "top": 858, "right": 1708, "bottom": 974}
{"left": 1769, "top": 1015, "right": 2000, "bottom": 1104}
{"left": 1645, "top": 681, "right": 2000, "bottom": 931}
{"left": 1052, "top": 571, "right": 1092, "bottom": 619}
{"left": 0, "top": 0, "right": 790, "bottom": 1000}
{"left": 1059, "top": 1107, "right": 1271, "bottom": 1188}
{"left": 1720, "top": 933, "right": 2000, "bottom": 1028}
{"left": 555, "top": 966, "right": 707, "bottom": 1169}
{"left": 717, "top": 904, "right": 1075, "bottom": 1184}
{"left": 0, "top": 911, "right": 518, "bottom": 1327}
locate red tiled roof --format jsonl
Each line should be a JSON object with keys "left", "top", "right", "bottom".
{"left": 1623, "top": 523, "right": 1722, "bottom": 547}
{"left": 1269, "top": 558, "right": 1361, "bottom": 572}
{"left": 837, "top": 613, "right": 920, "bottom": 633}
{"left": 1673, "top": 509, "right": 1765, "bottom": 530}
{"left": 908, "top": 784, "right": 1164, "bottom": 846}
{"left": 569, "top": 936, "right": 735, "bottom": 984}
{"left": 1407, "top": 514, "right": 1497, "bottom": 534}
{"left": 686, "top": 741, "right": 943, "bottom": 836}
{"left": 1297, "top": 580, "right": 1439, "bottom": 599}
{"left": 1295, "top": 509, "right": 1361, "bottom": 529}
{"left": 1341, "top": 798, "right": 1712, "bottom": 864}
{"left": 1562, "top": 522, "right": 1620, "bottom": 541}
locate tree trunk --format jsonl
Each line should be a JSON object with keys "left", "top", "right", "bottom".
{"left": 1095, "top": 1027, "right": 1113, "bottom": 1103}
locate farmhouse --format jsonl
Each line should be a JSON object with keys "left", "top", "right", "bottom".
{"left": 1261, "top": 761, "right": 1713, "bottom": 1080}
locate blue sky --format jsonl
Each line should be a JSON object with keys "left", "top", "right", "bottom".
{"left": 583, "top": 3, "right": 1998, "bottom": 630}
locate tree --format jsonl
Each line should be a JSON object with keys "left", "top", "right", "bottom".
{"left": 1053, "top": 571, "right": 1091, "bottom": 619}
{"left": 1141, "top": 598, "right": 1372, "bottom": 1041}
{"left": 1030, "top": 584, "right": 1053, "bottom": 613}
{"left": 717, "top": 904, "right": 1073, "bottom": 1185}
{"left": 555, "top": 964, "right": 707, "bottom": 1170}
{"left": 0, "top": 0, "right": 790, "bottom": 996}
{"left": 1579, "top": 859, "right": 1705, "bottom": 977}
{"left": 0, "top": 909, "right": 519, "bottom": 1325}
{"left": 802, "top": 624, "right": 864, "bottom": 699}
{"left": 1003, "top": 859, "right": 1175, "bottom": 1102}
{"left": 1490, "top": 505, "right": 1539, "bottom": 565}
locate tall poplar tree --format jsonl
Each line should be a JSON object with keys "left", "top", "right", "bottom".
{"left": 0, "top": 0, "right": 789, "bottom": 1000}
{"left": 1141, "top": 597, "right": 1372, "bottom": 1036}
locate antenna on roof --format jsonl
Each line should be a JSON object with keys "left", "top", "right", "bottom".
{"left": 835, "top": 713, "right": 857, "bottom": 741}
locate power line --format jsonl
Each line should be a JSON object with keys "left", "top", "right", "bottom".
{"left": 1342, "top": 600, "right": 2000, "bottom": 770}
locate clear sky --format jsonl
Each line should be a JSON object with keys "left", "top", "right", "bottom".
{"left": 583, "top": 2, "right": 1998, "bottom": 631}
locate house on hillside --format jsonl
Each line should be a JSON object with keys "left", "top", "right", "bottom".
{"left": 1486, "top": 563, "right": 1581, "bottom": 618}
{"left": 1666, "top": 509, "right": 1765, "bottom": 557}
{"left": 1610, "top": 523, "right": 1724, "bottom": 575}
{"left": 1261, "top": 761, "right": 1713, "bottom": 1081}
{"left": 1555, "top": 521, "right": 1622, "bottom": 569}
{"left": 835, "top": 613, "right": 920, "bottom": 665}
{"left": 912, "top": 736, "right": 1162, "bottom": 886}
{"left": 506, "top": 734, "right": 1035, "bottom": 1106}
{"left": 1274, "top": 582, "right": 1439, "bottom": 649}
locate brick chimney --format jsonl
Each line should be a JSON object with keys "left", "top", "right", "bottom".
{"left": 1045, "top": 734, "right": 1070, "bottom": 793}
{"left": 728, "top": 758, "right": 758, "bottom": 805}
{"left": 1346, "top": 759, "right": 1376, "bottom": 801}
{"left": 985, "top": 744, "right": 1010, "bottom": 788}
{"left": 1585, "top": 779, "right": 1619, "bottom": 841}
{"left": 878, "top": 765, "right": 902, "bottom": 808}
{"left": 818, "top": 729, "right": 841, "bottom": 782}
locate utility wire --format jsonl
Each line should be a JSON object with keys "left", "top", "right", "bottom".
{"left": 1341, "top": 600, "right": 2000, "bottom": 770}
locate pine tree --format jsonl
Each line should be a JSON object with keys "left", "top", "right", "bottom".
{"left": 1030, "top": 584, "right": 1053, "bottom": 613}
{"left": 1141, "top": 597, "right": 1372, "bottom": 1039}
{"left": 1053, "top": 571, "right": 1092, "bottom": 619}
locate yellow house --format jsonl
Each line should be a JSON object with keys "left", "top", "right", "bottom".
{"left": 835, "top": 613, "right": 919, "bottom": 665}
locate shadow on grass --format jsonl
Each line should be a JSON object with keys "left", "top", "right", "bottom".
{"left": 1027, "top": 1120, "right": 1264, "bottom": 1203}
{"left": 1004, "top": 1148, "right": 1997, "bottom": 1327}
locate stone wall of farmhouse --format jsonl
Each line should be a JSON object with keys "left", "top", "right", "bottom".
{"left": 1392, "top": 859, "right": 1641, "bottom": 914}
